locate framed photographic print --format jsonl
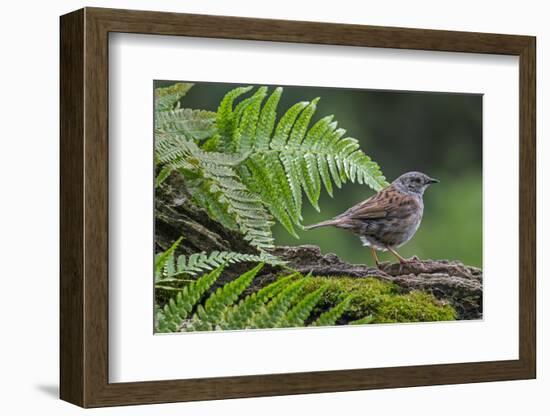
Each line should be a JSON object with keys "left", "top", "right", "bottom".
{"left": 60, "top": 7, "right": 536, "bottom": 408}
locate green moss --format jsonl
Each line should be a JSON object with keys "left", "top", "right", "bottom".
{"left": 303, "top": 277, "right": 456, "bottom": 324}
{"left": 373, "top": 291, "right": 456, "bottom": 323}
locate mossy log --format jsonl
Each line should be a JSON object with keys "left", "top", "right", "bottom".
{"left": 267, "top": 245, "right": 482, "bottom": 320}
{"left": 156, "top": 176, "right": 482, "bottom": 320}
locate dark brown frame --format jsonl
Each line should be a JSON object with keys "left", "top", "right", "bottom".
{"left": 60, "top": 7, "right": 536, "bottom": 408}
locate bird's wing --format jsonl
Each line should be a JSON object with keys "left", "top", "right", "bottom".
{"left": 338, "top": 186, "right": 406, "bottom": 221}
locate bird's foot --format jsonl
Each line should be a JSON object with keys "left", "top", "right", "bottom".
{"left": 399, "top": 256, "right": 420, "bottom": 264}
{"left": 397, "top": 256, "right": 421, "bottom": 273}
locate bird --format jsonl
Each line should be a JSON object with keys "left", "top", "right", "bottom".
{"left": 304, "top": 171, "right": 439, "bottom": 268}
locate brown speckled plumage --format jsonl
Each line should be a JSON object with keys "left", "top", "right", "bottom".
{"left": 305, "top": 171, "right": 439, "bottom": 267}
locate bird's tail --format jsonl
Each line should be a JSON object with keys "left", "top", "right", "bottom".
{"left": 304, "top": 219, "right": 340, "bottom": 230}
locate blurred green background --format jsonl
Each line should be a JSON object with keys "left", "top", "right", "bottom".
{"left": 157, "top": 81, "right": 482, "bottom": 267}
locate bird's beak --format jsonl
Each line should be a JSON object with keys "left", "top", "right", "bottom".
{"left": 427, "top": 177, "right": 439, "bottom": 184}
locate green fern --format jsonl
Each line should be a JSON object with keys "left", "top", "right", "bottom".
{"left": 222, "top": 273, "right": 297, "bottom": 329}
{"left": 154, "top": 82, "right": 194, "bottom": 112}
{"left": 185, "top": 177, "right": 240, "bottom": 230}
{"left": 214, "top": 86, "right": 389, "bottom": 236}
{"left": 248, "top": 280, "right": 307, "bottom": 329}
{"left": 156, "top": 136, "right": 275, "bottom": 249}
{"left": 278, "top": 286, "right": 327, "bottom": 327}
{"left": 155, "top": 238, "right": 282, "bottom": 289}
{"left": 312, "top": 295, "right": 354, "bottom": 326}
{"left": 156, "top": 264, "right": 375, "bottom": 333}
{"left": 155, "top": 84, "right": 388, "bottom": 248}
{"left": 191, "top": 263, "right": 264, "bottom": 331}
{"left": 216, "top": 86, "right": 254, "bottom": 151}
{"left": 156, "top": 266, "right": 223, "bottom": 332}
{"left": 154, "top": 237, "right": 183, "bottom": 279}
{"left": 156, "top": 108, "right": 217, "bottom": 142}
{"left": 178, "top": 251, "right": 277, "bottom": 275}
{"left": 349, "top": 315, "right": 375, "bottom": 325}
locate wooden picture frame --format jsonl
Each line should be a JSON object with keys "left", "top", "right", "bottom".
{"left": 60, "top": 7, "right": 536, "bottom": 408}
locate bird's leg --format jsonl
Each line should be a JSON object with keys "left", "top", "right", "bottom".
{"left": 370, "top": 247, "right": 381, "bottom": 269}
{"left": 386, "top": 246, "right": 409, "bottom": 264}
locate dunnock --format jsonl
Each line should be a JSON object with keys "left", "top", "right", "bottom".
{"left": 305, "top": 171, "right": 439, "bottom": 268}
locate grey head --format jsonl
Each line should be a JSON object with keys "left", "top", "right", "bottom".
{"left": 392, "top": 171, "right": 439, "bottom": 196}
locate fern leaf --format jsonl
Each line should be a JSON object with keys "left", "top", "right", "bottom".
{"left": 278, "top": 285, "right": 326, "bottom": 327}
{"left": 155, "top": 86, "right": 389, "bottom": 248}
{"left": 316, "top": 154, "right": 333, "bottom": 197}
{"left": 155, "top": 108, "right": 217, "bottom": 141}
{"left": 324, "top": 128, "right": 346, "bottom": 189}
{"left": 191, "top": 263, "right": 264, "bottom": 328}
{"left": 270, "top": 101, "right": 309, "bottom": 148}
{"left": 156, "top": 265, "right": 223, "bottom": 332}
{"left": 156, "top": 136, "right": 274, "bottom": 250}
{"left": 228, "top": 88, "right": 388, "bottom": 225}
{"left": 280, "top": 153, "right": 303, "bottom": 220}
{"left": 349, "top": 315, "right": 375, "bottom": 325}
{"left": 312, "top": 295, "right": 353, "bottom": 327}
{"left": 264, "top": 152, "right": 301, "bottom": 226}
{"left": 187, "top": 178, "right": 240, "bottom": 231}
{"left": 245, "top": 155, "right": 297, "bottom": 237}
{"left": 159, "top": 249, "right": 280, "bottom": 280}
{"left": 303, "top": 115, "right": 334, "bottom": 150}
{"left": 223, "top": 273, "right": 297, "bottom": 330}
{"left": 315, "top": 120, "right": 339, "bottom": 152}
{"left": 301, "top": 153, "right": 322, "bottom": 211}
{"left": 217, "top": 86, "right": 254, "bottom": 150}
{"left": 288, "top": 98, "right": 319, "bottom": 147}
{"left": 251, "top": 280, "right": 306, "bottom": 329}
{"left": 154, "top": 237, "right": 182, "bottom": 281}
{"left": 235, "top": 87, "right": 267, "bottom": 153}
{"left": 155, "top": 83, "right": 194, "bottom": 112}
{"left": 155, "top": 165, "right": 173, "bottom": 187}
{"left": 164, "top": 252, "right": 177, "bottom": 276}
{"left": 255, "top": 87, "right": 282, "bottom": 150}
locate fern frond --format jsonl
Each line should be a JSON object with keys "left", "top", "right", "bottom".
{"left": 155, "top": 137, "right": 275, "bottom": 250}
{"left": 217, "top": 86, "right": 254, "bottom": 151}
{"left": 154, "top": 237, "right": 183, "bottom": 281}
{"left": 265, "top": 152, "right": 302, "bottom": 226}
{"left": 255, "top": 87, "right": 282, "bottom": 150}
{"left": 349, "top": 315, "right": 375, "bottom": 325}
{"left": 250, "top": 280, "right": 306, "bottom": 329}
{"left": 234, "top": 87, "right": 268, "bottom": 153}
{"left": 156, "top": 135, "right": 244, "bottom": 169}
{"left": 300, "top": 152, "right": 322, "bottom": 211}
{"left": 186, "top": 178, "right": 239, "bottom": 230}
{"left": 155, "top": 165, "right": 173, "bottom": 187}
{"left": 155, "top": 108, "right": 217, "bottom": 142}
{"left": 155, "top": 83, "right": 194, "bottom": 112}
{"left": 278, "top": 285, "right": 326, "bottom": 328}
{"left": 244, "top": 155, "right": 298, "bottom": 237}
{"left": 191, "top": 263, "right": 264, "bottom": 331}
{"left": 158, "top": 262, "right": 383, "bottom": 333}
{"left": 312, "top": 295, "right": 353, "bottom": 326}
{"left": 215, "top": 86, "right": 388, "bottom": 231}
{"left": 288, "top": 97, "right": 320, "bottom": 147}
{"left": 156, "top": 265, "right": 223, "bottom": 332}
{"left": 223, "top": 273, "right": 297, "bottom": 329}
{"left": 155, "top": 85, "right": 388, "bottom": 249}
{"left": 158, "top": 249, "right": 281, "bottom": 282}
